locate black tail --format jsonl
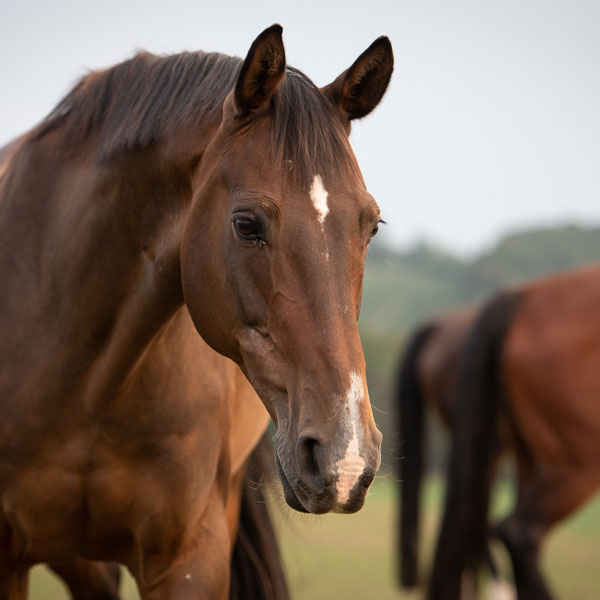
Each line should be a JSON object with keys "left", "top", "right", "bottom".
{"left": 427, "top": 292, "right": 521, "bottom": 600}
{"left": 229, "top": 436, "right": 290, "bottom": 600}
{"left": 396, "top": 322, "right": 437, "bottom": 588}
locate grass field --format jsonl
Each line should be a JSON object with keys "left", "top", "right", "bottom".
{"left": 28, "top": 475, "right": 600, "bottom": 599}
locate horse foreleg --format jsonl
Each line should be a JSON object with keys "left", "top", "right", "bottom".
{"left": 47, "top": 559, "right": 121, "bottom": 600}
{"left": 136, "top": 525, "right": 231, "bottom": 600}
{"left": 134, "top": 494, "right": 231, "bottom": 600}
{"left": 0, "top": 570, "right": 28, "bottom": 600}
{"left": 495, "top": 468, "right": 598, "bottom": 600}
{"left": 0, "top": 518, "right": 28, "bottom": 600}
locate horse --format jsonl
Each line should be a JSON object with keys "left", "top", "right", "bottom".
{"left": 417, "top": 264, "right": 600, "bottom": 599}
{"left": 0, "top": 24, "right": 393, "bottom": 598}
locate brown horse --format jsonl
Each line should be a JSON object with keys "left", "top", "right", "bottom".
{"left": 420, "top": 264, "right": 600, "bottom": 599}
{"left": 0, "top": 24, "right": 393, "bottom": 598}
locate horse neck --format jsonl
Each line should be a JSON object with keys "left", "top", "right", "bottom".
{"left": 0, "top": 121, "right": 216, "bottom": 405}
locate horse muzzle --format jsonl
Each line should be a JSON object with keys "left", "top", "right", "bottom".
{"left": 273, "top": 427, "right": 381, "bottom": 514}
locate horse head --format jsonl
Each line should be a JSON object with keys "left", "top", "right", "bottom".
{"left": 181, "top": 25, "right": 393, "bottom": 514}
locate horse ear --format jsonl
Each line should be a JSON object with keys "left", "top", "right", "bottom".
{"left": 321, "top": 37, "right": 393, "bottom": 121}
{"left": 234, "top": 24, "right": 286, "bottom": 117}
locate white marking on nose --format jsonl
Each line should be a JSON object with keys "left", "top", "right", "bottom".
{"left": 310, "top": 174, "right": 329, "bottom": 225}
{"left": 335, "top": 372, "right": 367, "bottom": 505}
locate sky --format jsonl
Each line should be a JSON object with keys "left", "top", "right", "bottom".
{"left": 1, "top": 0, "right": 599, "bottom": 254}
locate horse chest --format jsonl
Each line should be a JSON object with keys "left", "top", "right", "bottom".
{"left": 0, "top": 332, "right": 234, "bottom": 563}
{"left": 1, "top": 428, "right": 221, "bottom": 563}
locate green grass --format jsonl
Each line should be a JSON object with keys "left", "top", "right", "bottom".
{"left": 26, "top": 477, "right": 600, "bottom": 599}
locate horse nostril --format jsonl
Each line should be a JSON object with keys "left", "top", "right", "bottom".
{"left": 297, "top": 434, "right": 326, "bottom": 494}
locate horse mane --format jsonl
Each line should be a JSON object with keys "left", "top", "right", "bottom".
{"left": 34, "top": 50, "right": 352, "bottom": 183}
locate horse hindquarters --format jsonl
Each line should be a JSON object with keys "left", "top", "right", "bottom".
{"left": 495, "top": 274, "right": 600, "bottom": 600}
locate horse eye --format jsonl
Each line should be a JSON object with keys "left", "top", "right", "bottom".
{"left": 232, "top": 217, "right": 259, "bottom": 240}
{"left": 370, "top": 218, "right": 385, "bottom": 240}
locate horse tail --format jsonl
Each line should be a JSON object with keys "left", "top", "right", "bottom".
{"left": 427, "top": 291, "right": 521, "bottom": 600}
{"left": 229, "top": 436, "right": 290, "bottom": 600}
{"left": 396, "top": 322, "right": 437, "bottom": 588}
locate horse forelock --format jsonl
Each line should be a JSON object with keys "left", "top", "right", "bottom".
{"left": 32, "top": 52, "right": 354, "bottom": 185}
{"left": 267, "top": 67, "right": 355, "bottom": 186}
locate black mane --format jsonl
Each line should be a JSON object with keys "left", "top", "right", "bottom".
{"left": 36, "top": 50, "right": 352, "bottom": 183}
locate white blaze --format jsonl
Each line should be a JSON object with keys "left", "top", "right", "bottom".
{"left": 335, "top": 372, "right": 367, "bottom": 505}
{"left": 310, "top": 174, "right": 329, "bottom": 225}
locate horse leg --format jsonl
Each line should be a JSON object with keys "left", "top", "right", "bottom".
{"left": 134, "top": 492, "right": 231, "bottom": 600}
{"left": 137, "top": 528, "right": 230, "bottom": 600}
{"left": 495, "top": 507, "right": 551, "bottom": 600}
{"left": 0, "top": 559, "right": 28, "bottom": 600}
{"left": 47, "top": 559, "right": 121, "bottom": 600}
{"left": 495, "top": 468, "right": 598, "bottom": 600}
{"left": 0, "top": 574, "right": 28, "bottom": 600}
{"left": 0, "top": 518, "right": 28, "bottom": 600}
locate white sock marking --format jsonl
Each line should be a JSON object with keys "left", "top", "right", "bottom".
{"left": 335, "top": 372, "right": 366, "bottom": 504}
{"left": 310, "top": 174, "right": 329, "bottom": 225}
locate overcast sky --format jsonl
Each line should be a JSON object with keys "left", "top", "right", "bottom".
{"left": 2, "top": 0, "right": 599, "bottom": 254}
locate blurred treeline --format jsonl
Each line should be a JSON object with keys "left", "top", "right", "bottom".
{"left": 360, "top": 224, "right": 600, "bottom": 470}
